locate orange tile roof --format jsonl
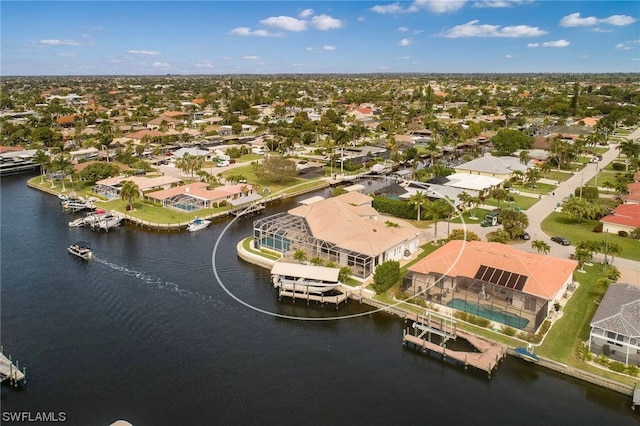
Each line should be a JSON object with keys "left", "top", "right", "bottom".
{"left": 124, "top": 129, "right": 166, "bottom": 140}
{"left": 408, "top": 240, "right": 577, "bottom": 300}
{"left": 56, "top": 114, "right": 78, "bottom": 125}
{"left": 289, "top": 193, "right": 418, "bottom": 257}
{"left": 601, "top": 204, "right": 640, "bottom": 228}
{"left": 192, "top": 98, "right": 205, "bottom": 104}
{"left": 161, "top": 111, "right": 187, "bottom": 118}
{"left": 146, "top": 182, "right": 254, "bottom": 202}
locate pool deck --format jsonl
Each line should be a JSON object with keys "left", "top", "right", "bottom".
{"left": 404, "top": 313, "right": 507, "bottom": 378}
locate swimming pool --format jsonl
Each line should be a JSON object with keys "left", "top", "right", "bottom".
{"left": 447, "top": 298, "right": 529, "bottom": 329}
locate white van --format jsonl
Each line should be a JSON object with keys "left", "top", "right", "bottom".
{"left": 217, "top": 160, "right": 230, "bottom": 167}
{"left": 251, "top": 147, "right": 264, "bottom": 155}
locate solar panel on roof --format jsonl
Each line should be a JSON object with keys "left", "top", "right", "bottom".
{"left": 515, "top": 275, "right": 528, "bottom": 291}
{"left": 498, "top": 271, "right": 510, "bottom": 286}
{"left": 474, "top": 265, "right": 529, "bottom": 291}
{"left": 475, "top": 265, "right": 487, "bottom": 280}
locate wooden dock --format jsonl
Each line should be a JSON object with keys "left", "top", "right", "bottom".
{"left": 403, "top": 313, "right": 506, "bottom": 378}
{"left": 0, "top": 350, "right": 26, "bottom": 387}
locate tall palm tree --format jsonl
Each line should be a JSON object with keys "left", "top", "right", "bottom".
{"left": 423, "top": 199, "right": 451, "bottom": 243}
{"left": 617, "top": 138, "right": 639, "bottom": 172}
{"left": 605, "top": 243, "right": 622, "bottom": 266}
{"left": 120, "top": 180, "right": 140, "bottom": 211}
{"left": 51, "top": 155, "right": 72, "bottom": 192}
{"left": 408, "top": 190, "right": 428, "bottom": 221}
{"left": 32, "top": 149, "right": 50, "bottom": 184}
{"left": 526, "top": 167, "right": 540, "bottom": 190}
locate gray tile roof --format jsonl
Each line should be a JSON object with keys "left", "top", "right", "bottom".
{"left": 591, "top": 283, "right": 640, "bottom": 338}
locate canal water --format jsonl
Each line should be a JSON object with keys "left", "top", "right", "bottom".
{"left": 1, "top": 173, "right": 638, "bottom": 426}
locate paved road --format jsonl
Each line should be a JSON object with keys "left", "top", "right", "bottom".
{"left": 441, "top": 135, "right": 640, "bottom": 285}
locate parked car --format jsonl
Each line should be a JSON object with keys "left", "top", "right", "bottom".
{"left": 520, "top": 232, "right": 530, "bottom": 240}
{"left": 508, "top": 188, "right": 520, "bottom": 194}
{"left": 551, "top": 236, "right": 571, "bottom": 246}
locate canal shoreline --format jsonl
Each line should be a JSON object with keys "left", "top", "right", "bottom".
{"left": 27, "top": 177, "right": 637, "bottom": 401}
{"left": 236, "top": 238, "right": 636, "bottom": 399}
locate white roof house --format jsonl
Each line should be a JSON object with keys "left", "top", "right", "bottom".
{"left": 454, "top": 155, "right": 528, "bottom": 180}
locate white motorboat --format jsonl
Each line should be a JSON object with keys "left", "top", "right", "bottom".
{"left": 68, "top": 244, "right": 92, "bottom": 260}
{"left": 273, "top": 276, "right": 340, "bottom": 293}
{"left": 187, "top": 218, "right": 211, "bottom": 232}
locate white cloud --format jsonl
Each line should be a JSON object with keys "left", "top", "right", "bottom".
{"left": 299, "top": 9, "right": 314, "bottom": 18}
{"left": 195, "top": 61, "right": 215, "bottom": 68}
{"left": 372, "top": 0, "right": 466, "bottom": 14}
{"left": 411, "top": 0, "right": 467, "bottom": 14}
{"left": 616, "top": 40, "right": 640, "bottom": 50}
{"left": 542, "top": 39, "right": 570, "bottom": 48}
{"left": 472, "top": 1, "right": 529, "bottom": 8}
{"left": 311, "top": 14, "right": 344, "bottom": 30}
{"left": 228, "top": 27, "right": 271, "bottom": 37}
{"left": 243, "top": 55, "right": 261, "bottom": 60}
{"left": 291, "top": 63, "right": 304, "bottom": 66}
{"left": 38, "top": 39, "right": 80, "bottom": 46}
{"left": 357, "top": 16, "right": 366, "bottom": 22}
{"left": 378, "top": 66, "right": 391, "bottom": 70}
{"left": 56, "top": 52, "right": 77, "bottom": 57}
{"left": 323, "top": 45, "right": 336, "bottom": 51}
{"left": 371, "top": 3, "right": 406, "bottom": 14}
{"left": 601, "top": 15, "right": 637, "bottom": 26}
{"left": 260, "top": 16, "right": 307, "bottom": 32}
{"left": 442, "top": 20, "right": 546, "bottom": 38}
{"left": 399, "top": 38, "right": 412, "bottom": 46}
{"left": 560, "top": 12, "right": 636, "bottom": 27}
{"left": 528, "top": 40, "right": 570, "bottom": 48}
{"left": 305, "top": 47, "right": 314, "bottom": 51}
{"left": 591, "top": 27, "right": 613, "bottom": 33}
{"left": 398, "top": 26, "right": 409, "bottom": 32}
{"left": 151, "top": 62, "right": 170, "bottom": 69}
{"left": 128, "top": 50, "right": 160, "bottom": 56}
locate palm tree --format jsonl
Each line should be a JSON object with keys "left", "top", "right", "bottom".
{"left": 573, "top": 248, "right": 592, "bottom": 272}
{"left": 423, "top": 199, "right": 451, "bottom": 243}
{"left": 492, "top": 188, "right": 508, "bottom": 207}
{"left": 531, "top": 240, "right": 550, "bottom": 255}
{"left": 408, "top": 190, "right": 428, "bottom": 221}
{"left": 32, "top": 149, "right": 50, "bottom": 184}
{"left": 120, "top": 180, "right": 140, "bottom": 211}
{"left": 605, "top": 243, "right": 622, "bottom": 266}
{"left": 617, "top": 138, "right": 639, "bottom": 172}
{"left": 457, "top": 191, "right": 471, "bottom": 212}
{"left": 525, "top": 167, "right": 540, "bottom": 190}
{"left": 468, "top": 195, "right": 481, "bottom": 219}
{"left": 293, "top": 249, "right": 307, "bottom": 264}
{"left": 519, "top": 150, "right": 531, "bottom": 165}
{"left": 606, "top": 266, "right": 621, "bottom": 282}
{"left": 51, "top": 155, "right": 73, "bottom": 192}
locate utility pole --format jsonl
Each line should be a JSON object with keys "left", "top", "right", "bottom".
{"left": 579, "top": 171, "right": 584, "bottom": 198}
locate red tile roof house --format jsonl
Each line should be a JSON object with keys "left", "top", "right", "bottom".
{"left": 404, "top": 240, "right": 578, "bottom": 333}
{"left": 145, "top": 182, "right": 259, "bottom": 211}
{"left": 93, "top": 175, "right": 182, "bottom": 200}
{"left": 600, "top": 204, "right": 640, "bottom": 235}
{"left": 621, "top": 182, "right": 640, "bottom": 205}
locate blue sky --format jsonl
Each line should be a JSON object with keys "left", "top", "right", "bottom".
{"left": 2, "top": 1, "right": 639, "bottom": 75}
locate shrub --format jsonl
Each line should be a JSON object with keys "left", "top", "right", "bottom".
{"left": 611, "top": 162, "right": 625, "bottom": 171}
{"left": 626, "top": 364, "right": 639, "bottom": 377}
{"left": 618, "top": 230, "right": 628, "bottom": 237}
{"left": 372, "top": 260, "right": 400, "bottom": 294}
{"left": 609, "top": 361, "right": 626, "bottom": 373}
{"left": 593, "top": 223, "right": 603, "bottom": 233}
{"left": 501, "top": 326, "right": 517, "bottom": 336}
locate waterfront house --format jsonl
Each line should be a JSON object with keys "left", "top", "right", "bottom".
{"left": 93, "top": 175, "right": 182, "bottom": 199}
{"left": 403, "top": 241, "right": 578, "bottom": 333}
{"left": 253, "top": 192, "right": 421, "bottom": 280}
{"left": 599, "top": 204, "right": 640, "bottom": 235}
{"left": 454, "top": 155, "right": 528, "bottom": 181}
{"left": 589, "top": 283, "right": 640, "bottom": 366}
{"left": 621, "top": 182, "right": 640, "bottom": 205}
{"left": 146, "top": 182, "right": 259, "bottom": 211}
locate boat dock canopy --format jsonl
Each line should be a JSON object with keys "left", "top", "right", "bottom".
{"left": 271, "top": 262, "right": 340, "bottom": 283}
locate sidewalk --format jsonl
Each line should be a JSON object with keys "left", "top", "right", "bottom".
{"left": 443, "top": 139, "right": 640, "bottom": 285}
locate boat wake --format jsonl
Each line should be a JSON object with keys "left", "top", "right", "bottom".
{"left": 92, "top": 256, "right": 216, "bottom": 303}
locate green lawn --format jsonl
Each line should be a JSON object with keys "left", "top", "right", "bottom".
{"left": 536, "top": 264, "right": 636, "bottom": 386}
{"left": 541, "top": 212, "right": 640, "bottom": 262}
{"left": 541, "top": 170, "right": 572, "bottom": 183}
{"left": 220, "top": 164, "right": 326, "bottom": 196}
